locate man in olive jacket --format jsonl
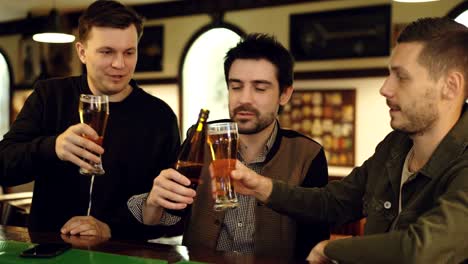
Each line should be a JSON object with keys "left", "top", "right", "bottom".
{"left": 229, "top": 17, "right": 468, "bottom": 263}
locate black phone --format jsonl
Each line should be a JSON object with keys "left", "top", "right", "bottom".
{"left": 20, "top": 243, "right": 71, "bottom": 258}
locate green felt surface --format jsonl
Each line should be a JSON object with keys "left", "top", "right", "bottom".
{"left": 0, "top": 240, "right": 167, "bottom": 264}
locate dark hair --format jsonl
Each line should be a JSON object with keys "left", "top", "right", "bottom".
{"left": 397, "top": 17, "right": 468, "bottom": 97}
{"left": 78, "top": 0, "right": 144, "bottom": 42}
{"left": 438, "top": 30, "right": 468, "bottom": 100}
{"left": 224, "top": 33, "right": 294, "bottom": 95}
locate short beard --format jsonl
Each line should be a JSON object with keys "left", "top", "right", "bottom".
{"left": 231, "top": 104, "right": 276, "bottom": 134}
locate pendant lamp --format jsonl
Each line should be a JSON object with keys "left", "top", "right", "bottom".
{"left": 32, "top": 9, "right": 75, "bottom": 43}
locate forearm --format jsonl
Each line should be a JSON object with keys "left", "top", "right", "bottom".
{"left": 142, "top": 202, "right": 164, "bottom": 225}
{"left": 0, "top": 135, "right": 58, "bottom": 185}
{"left": 325, "top": 189, "right": 468, "bottom": 263}
{"left": 324, "top": 230, "right": 465, "bottom": 264}
{"left": 265, "top": 180, "right": 326, "bottom": 221}
{"left": 128, "top": 193, "right": 161, "bottom": 225}
{"left": 128, "top": 193, "right": 183, "bottom": 226}
{"left": 0, "top": 85, "right": 61, "bottom": 185}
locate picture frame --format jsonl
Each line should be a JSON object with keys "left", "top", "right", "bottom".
{"left": 290, "top": 5, "right": 391, "bottom": 61}
{"left": 136, "top": 25, "right": 164, "bottom": 72}
{"left": 279, "top": 89, "right": 356, "bottom": 167}
{"left": 18, "top": 36, "right": 41, "bottom": 85}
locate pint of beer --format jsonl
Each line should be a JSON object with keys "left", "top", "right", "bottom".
{"left": 78, "top": 94, "right": 109, "bottom": 175}
{"left": 207, "top": 122, "right": 239, "bottom": 211}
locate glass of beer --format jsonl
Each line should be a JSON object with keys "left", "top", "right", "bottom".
{"left": 78, "top": 94, "right": 109, "bottom": 176}
{"left": 207, "top": 122, "right": 239, "bottom": 211}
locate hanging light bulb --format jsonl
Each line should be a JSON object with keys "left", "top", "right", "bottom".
{"left": 32, "top": 9, "right": 75, "bottom": 43}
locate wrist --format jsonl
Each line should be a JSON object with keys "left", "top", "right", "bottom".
{"left": 255, "top": 176, "right": 273, "bottom": 203}
{"left": 142, "top": 199, "right": 163, "bottom": 225}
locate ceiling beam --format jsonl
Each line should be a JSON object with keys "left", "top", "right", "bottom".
{"left": 0, "top": 0, "right": 328, "bottom": 36}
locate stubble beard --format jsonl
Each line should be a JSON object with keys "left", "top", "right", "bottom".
{"left": 230, "top": 104, "right": 276, "bottom": 135}
{"left": 392, "top": 91, "right": 439, "bottom": 136}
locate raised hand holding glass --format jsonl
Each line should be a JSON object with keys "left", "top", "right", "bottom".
{"left": 78, "top": 94, "right": 109, "bottom": 175}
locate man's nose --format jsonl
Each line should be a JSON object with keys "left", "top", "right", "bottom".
{"left": 112, "top": 53, "right": 125, "bottom": 69}
{"left": 379, "top": 77, "right": 393, "bottom": 98}
{"left": 239, "top": 87, "right": 254, "bottom": 103}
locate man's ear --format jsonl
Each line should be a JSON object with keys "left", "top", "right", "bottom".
{"left": 442, "top": 70, "right": 464, "bottom": 101}
{"left": 279, "top": 86, "right": 294, "bottom": 106}
{"left": 75, "top": 42, "right": 87, "bottom": 64}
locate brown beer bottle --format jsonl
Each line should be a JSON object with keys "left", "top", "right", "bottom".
{"left": 166, "top": 109, "right": 209, "bottom": 217}
{"left": 175, "top": 108, "right": 209, "bottom": 190}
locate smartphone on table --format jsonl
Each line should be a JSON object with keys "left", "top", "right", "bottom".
{"left": 20, "top": 243, "right": 71, "bottom": 258}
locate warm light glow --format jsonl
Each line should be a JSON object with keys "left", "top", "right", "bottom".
{"left": 393, "top": 0, "right": 439, "bottom": 2}
{"left": 455, "top": 10, "right": 468, "bottom": 27}
{"left": 182, "top": 28, "right": 241, "bottom": 136}
{"left": 32, "top": 32, "right": 75, "bottom": 43}
{"left": 0, "top": 52, "right": 10, "bottom": 140}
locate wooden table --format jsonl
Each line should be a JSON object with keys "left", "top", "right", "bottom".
{"left": 0, "top": 225, "right": 303, "bottom": 263}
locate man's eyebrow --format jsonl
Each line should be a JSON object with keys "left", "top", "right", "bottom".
{"left": 96, "top": 46, "right": 136, "bottom": 51}
{"left": 228, "top": 78, "right": 242, "bottom": 83}
{"left": 227, "top": 79, "right": 272, "bottom": 86}
{"left": 389, "top": 65, "right": 409, "bottom": 75}
{"left": 252, "top": 80, "right": 272, "bottom": 85}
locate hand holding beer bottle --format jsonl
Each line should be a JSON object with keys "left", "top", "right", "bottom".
{"left": 164, "top": 109, "right": 209, "bottom": 217}
{"left": 174, "top": 109, "right": 210, "bottom": 190}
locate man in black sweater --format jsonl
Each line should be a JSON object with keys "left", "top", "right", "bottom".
{"left": 0, "top": 0, "right": 180, "bottom": 240}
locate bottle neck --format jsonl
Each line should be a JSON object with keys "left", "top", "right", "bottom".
{"left": 195, "top": 117, "right": 207, "bottom": 132}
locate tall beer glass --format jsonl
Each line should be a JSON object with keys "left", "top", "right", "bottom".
{"left": 78, "top": 94, "right": 109, "bottom": 176}
{"left": 207, "top": 122, "right": 239, "bottom": 211}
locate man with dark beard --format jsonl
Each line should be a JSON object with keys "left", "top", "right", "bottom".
{"left": 227, "top": 18, "right": 468, "bottom": 263}
{"left": 127, "top": 33, "right": 330, "bottom": 260}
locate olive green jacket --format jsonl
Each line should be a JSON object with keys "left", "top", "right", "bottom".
{"left": 268, "top": 103, "right": 468, "bottom": 264}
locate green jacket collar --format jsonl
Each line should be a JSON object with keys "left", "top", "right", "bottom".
{"left": 385, "top": 103, "right": 468, "bottom": 187}
{"left": 421, "top": 103, "right": 468, "bottom": 179}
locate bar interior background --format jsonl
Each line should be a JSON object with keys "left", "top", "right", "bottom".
{"left": 0, "top": 0, "right": 466, "bottom": 193}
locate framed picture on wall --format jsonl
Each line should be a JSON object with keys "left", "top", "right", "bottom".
{"left": 290, "top": 5, "right": 391, "bottom": 61}
{"left": 18, "top": 36, "right": 41, "bottom": 84}
{"left": 279, "top": 89, "right": 356, "bottom": 167}
{"left": 136, "top": 25, "right": 163, "bottom": 72}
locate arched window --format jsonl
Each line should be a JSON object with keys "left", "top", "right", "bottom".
{"left": 180, "top": 24, "right": 243, "bottom": 136}
{"left": 0, "top": 49, "right": 11, "bottom": 140}
{"left": 448, "top": 1, "right": 468, "bottom": 26}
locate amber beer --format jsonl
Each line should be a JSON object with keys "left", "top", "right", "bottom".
{"left": 78, "top": 94, "right": 109, "bottom": 175}
{"left": 207, "top": 122, "right": 239, "bottom": 211}
{"left": 166, "top": 109, "right": 209, "bottom": 217}
{"left": 175, "top": 109, "right": 209, "bottom": 189}
{"left": 175, "top": 161, "right": 204, "bottom": 190}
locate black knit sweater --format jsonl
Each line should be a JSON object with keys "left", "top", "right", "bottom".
{"left": 0, "top": 75, "right": 181, "bottom": 239}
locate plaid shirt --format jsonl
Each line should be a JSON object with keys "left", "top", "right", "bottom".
{"left": 128, "top": 123, "right": 278, "bottom": 253}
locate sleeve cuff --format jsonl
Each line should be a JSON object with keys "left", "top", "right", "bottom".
{"left": 160, "top": 210, "right": 182, "bottom": 226}
{"left": 265, "top": 180, "right": 288, "bottom": 208}
{"left": 127, "top": 193, "right": 148, "bottom": 223}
